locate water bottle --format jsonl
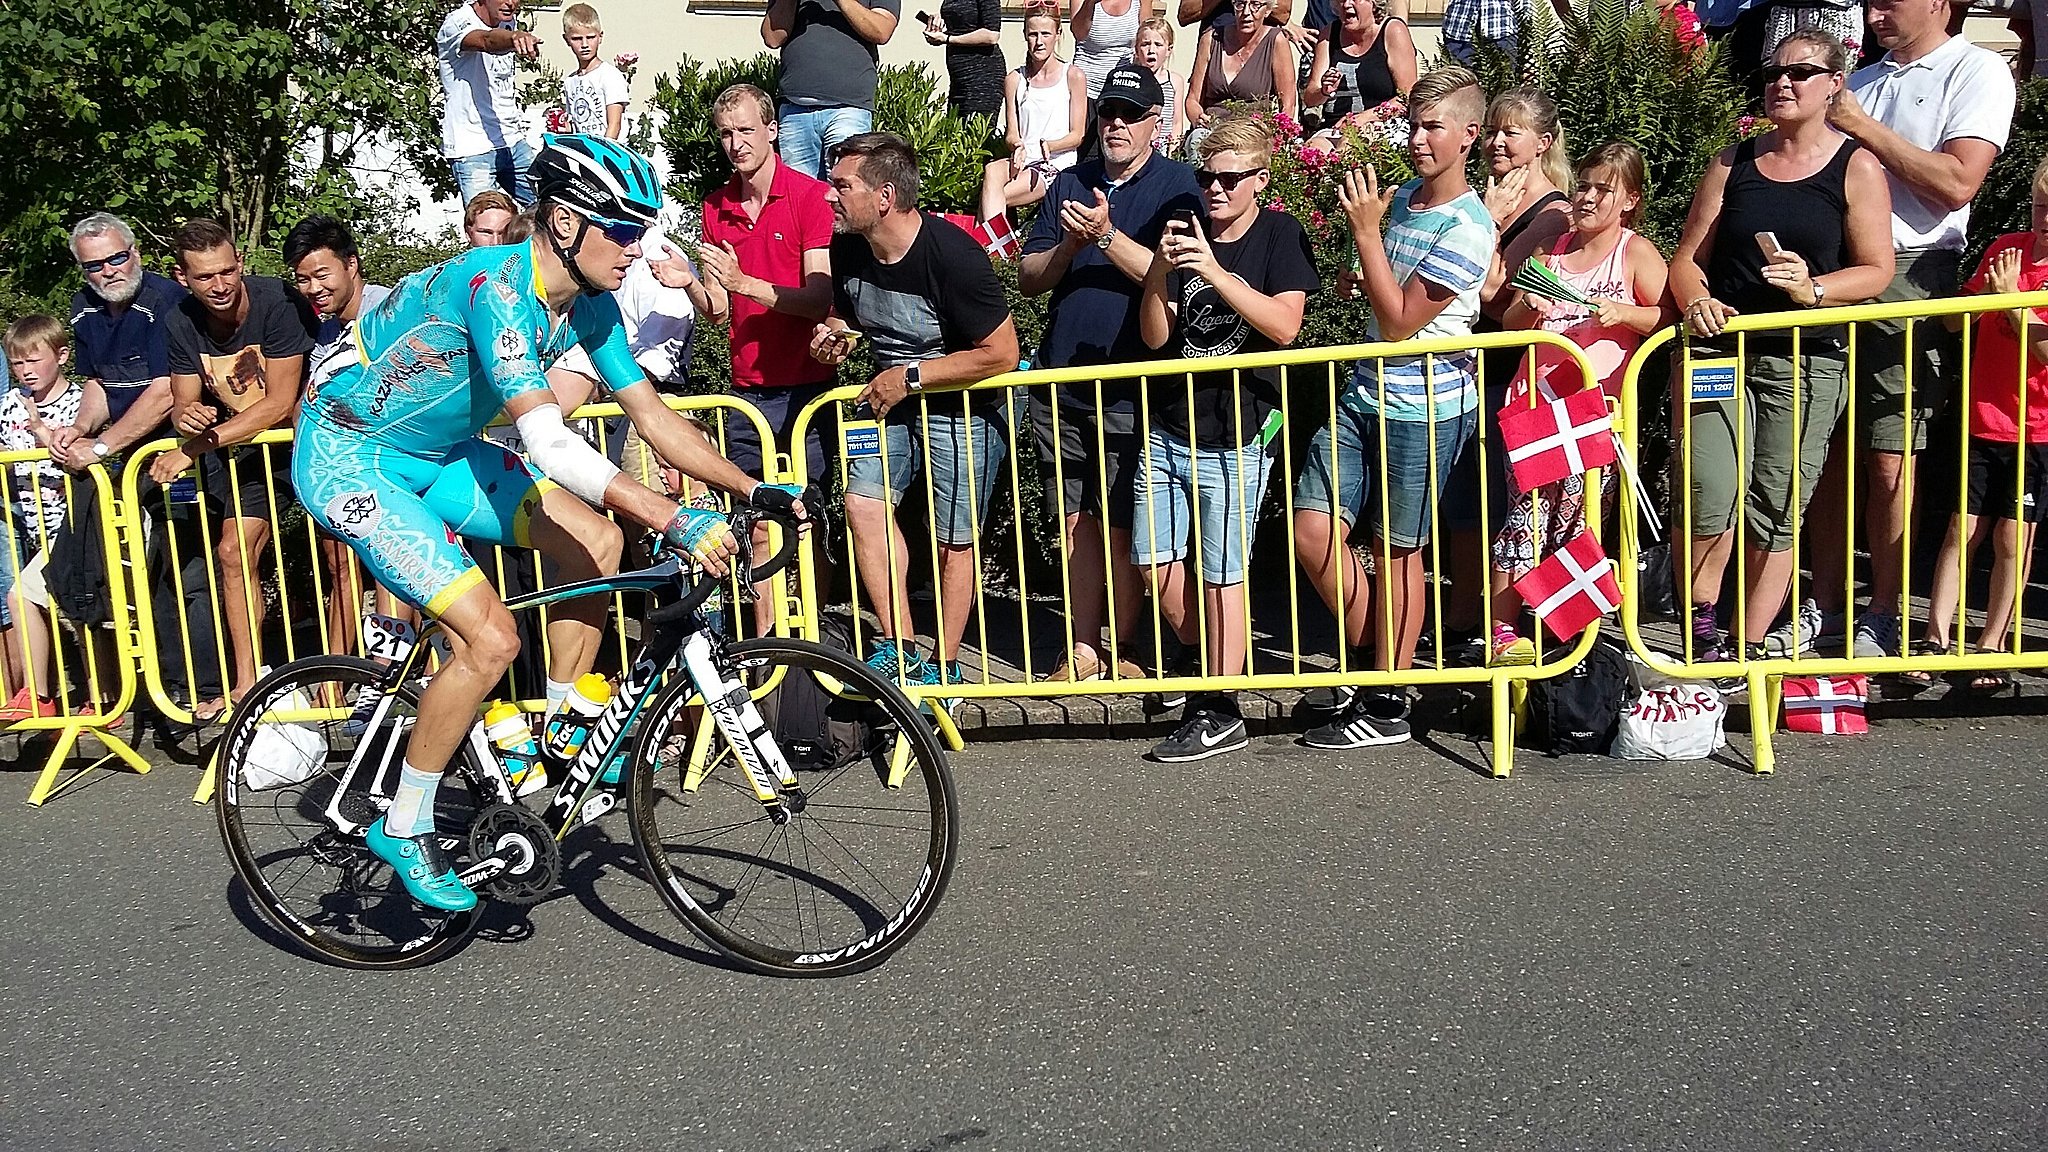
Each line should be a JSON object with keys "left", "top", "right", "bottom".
{"left": 543, "top": 673, "right": 614, "bottom": 762}
{"left": 484, "top": 701, "right": 547, "bottom": 797}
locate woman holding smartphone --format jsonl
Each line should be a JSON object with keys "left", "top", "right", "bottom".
{"left": 1666, "top": 29, "right": 1893, "bottom": 663}
{"left": 924, "top": 0, "right": 1006, "bottom": 119}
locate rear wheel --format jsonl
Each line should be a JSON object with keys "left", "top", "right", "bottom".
{"left": 627, "top": 637, "right": 958, "bottom": 976}
{"left": 215, "top": 656, "right": 485, "bottom": 970}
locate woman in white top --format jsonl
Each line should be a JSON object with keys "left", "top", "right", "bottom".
{"left": 979, "top": 9, "right": 1088, "bottom": 224}
{"left": 1071, "top": 0, "right": 1156, "bottom": 98}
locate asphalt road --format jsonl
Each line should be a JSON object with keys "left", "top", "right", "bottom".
{"left": 2, "top": 715, "right": 2044, "bottom": 1152}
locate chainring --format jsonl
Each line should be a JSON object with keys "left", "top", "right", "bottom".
{"left": 467, "top": 802, "right": 561, "bottom": 906}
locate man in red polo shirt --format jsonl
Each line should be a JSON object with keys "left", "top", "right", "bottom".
{"left": 694, "top": 82, "right": 837, "bottom": 633}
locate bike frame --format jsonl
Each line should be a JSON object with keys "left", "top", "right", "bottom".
{"left": 318, "top": 553, "right": 802, "bottom": 848}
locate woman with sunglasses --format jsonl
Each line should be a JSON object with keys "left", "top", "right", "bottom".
{"left": 290, "top": 135, "right": 813, "bottom": 912}
{"left": 1188, "top": 0, "right": 1299, "bottom": 130}
{"left": 1668, "top": 30, "right": 1894, "bottom": 665}
{"left": 1134, "top": 113, "right": 1319, "bottom": 763}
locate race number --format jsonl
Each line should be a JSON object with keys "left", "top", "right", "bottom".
{"left": 361, "top": 614, "right": 417, "bottom": 661}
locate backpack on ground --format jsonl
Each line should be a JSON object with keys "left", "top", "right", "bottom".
{"left": 1525, "top": 636, "right": 1629, "bottom": 756}
{"left": 762, "top": 614, "right": 880, "bottom": 772}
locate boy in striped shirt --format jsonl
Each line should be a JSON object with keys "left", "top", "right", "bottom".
{"left": 1293, "top": 64, "right": 1494, "bottom": 750}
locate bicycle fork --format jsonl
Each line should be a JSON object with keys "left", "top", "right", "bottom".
{"left": 678, "top": 630, "right": 803, "bottom": 820}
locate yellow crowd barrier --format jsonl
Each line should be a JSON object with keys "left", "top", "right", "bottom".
{"left": 1618, "top": 289, "right": 2048, "bottom": 773}
{"left": 0, "top": 449, "right": 148, "bottom": 804}
{"left": 788, "top": 329, "right": 1613, "bottom": 777}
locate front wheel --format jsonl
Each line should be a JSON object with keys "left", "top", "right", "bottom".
{"left": 627, "top": 637, "right": 959, "bottom": 976}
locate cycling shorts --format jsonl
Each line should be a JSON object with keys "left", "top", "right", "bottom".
{"left": 294, "top": 421, "right": 556, "bottom": 616}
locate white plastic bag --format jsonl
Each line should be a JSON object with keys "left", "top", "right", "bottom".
{"left": 243, "top": 680, "right": 329, "bottom": 790}
{"left": 1612, "top": 682, "right": 1727, "bottom": 761}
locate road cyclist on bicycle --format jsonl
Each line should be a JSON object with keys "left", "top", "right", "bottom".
{"left": 294, "top": 135, "right": 812, "bottom": 914}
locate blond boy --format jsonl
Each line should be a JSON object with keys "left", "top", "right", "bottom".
{"left": 562, "top": 3, "right": 628, "bottom": 138}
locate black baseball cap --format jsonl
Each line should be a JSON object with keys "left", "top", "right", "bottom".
{"left": 1096, "top": 64, "right": 1163, "bottom": 116}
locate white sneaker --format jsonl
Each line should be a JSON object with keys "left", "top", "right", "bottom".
{"left": 1853, "top": 612, "right": 1902, "bottom": 659}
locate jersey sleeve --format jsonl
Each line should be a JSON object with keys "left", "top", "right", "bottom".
{"left": 570, "top": 291, "right": 651, "bottom": 395}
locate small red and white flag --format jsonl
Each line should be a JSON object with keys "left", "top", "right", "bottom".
{"left": 1512, "top": 530, "right": 1622, "bottom": 640}
{"left": 1781, "top": 675, "right": 1869, "bottom": 735}
{"left": 941, "top": 212, "right": 1019, "bottom": 260}
{"left": 1497, "top": 387, "right": 1618, "bottom": 493}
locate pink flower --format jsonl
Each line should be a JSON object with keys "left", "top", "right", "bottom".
{"left": 1295, "top": 145, "right": 1331, "bottom": 172}
{"left": 1309, "top": 208, "right": 1328, "bottom": 231}
{"left": 1267, "top": 196, "right": 1286, "bottom": 211}
{"left": 1372, "top": 98, "right": 1406, "bottom": 120}
{"left": 1273, "top": 112, "right": 1303, "bottom": 141}
{"left": 1665, "top": 3, "right": 1705, "bottom": 51}
{"left": 613, "top": 52, "right": 641, "bottom": 69}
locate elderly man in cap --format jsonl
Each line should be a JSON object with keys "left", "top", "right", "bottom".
{"left": 1019, "top": 62, "right": 1206, "bottom": 688}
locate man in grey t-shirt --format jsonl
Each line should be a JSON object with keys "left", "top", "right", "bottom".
{"left": 761, "top": 0, "right": 901, "bottom": 178}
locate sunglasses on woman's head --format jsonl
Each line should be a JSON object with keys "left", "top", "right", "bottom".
{"left": 1762, "top": 63, "right": 1837, "bottom": 83}
{"left": 79, "top": 249, "right": 135, "bottom": 275}
{"left": 1194, "top": 167, "right": 1266, "bottom": 191}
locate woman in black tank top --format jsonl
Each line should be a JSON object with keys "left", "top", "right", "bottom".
{"left": 1305, "top": 0, "right": 1416, "bottom": 122}
{"left": 1666, "top": 29, "right": 1897, "bottom": 660}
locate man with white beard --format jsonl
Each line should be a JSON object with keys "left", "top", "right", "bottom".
{"left": 53, "top": 212, "right": 186, "bottom": 467}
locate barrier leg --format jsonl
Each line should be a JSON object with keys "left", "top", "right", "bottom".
{"left": 1510, "top": 678, "right": 1529, "bottom": 735}
{"left": 1489, "top": 676, "right": 1514, "bottom": 779}
{"left": 193, "top": 750, "right": 219, "bottom": 806}
{"left": 1747, "top": 667, "right": 1775, "bottom": 775}
{"left": 25, "top": 725, "right": 150, "bottom": 806}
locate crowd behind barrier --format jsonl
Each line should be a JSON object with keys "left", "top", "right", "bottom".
{"left": 9, "top": 289, "right": 2048, "bottom": 806}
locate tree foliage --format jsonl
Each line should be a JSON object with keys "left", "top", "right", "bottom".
{"left": 0, "top": 0, "right": 448, "bottom": 298}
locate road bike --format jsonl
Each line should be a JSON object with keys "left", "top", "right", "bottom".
{"left": 214, "top": 508, "right": 958, "bottom": 975}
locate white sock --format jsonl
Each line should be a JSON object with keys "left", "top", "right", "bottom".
{"left": 544, "top": 678, "right": 573, "bottom": 718}
{"left": 385, "top": 762, "right": 441, "bottom": 838}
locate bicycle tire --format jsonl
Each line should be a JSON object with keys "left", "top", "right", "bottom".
{"left": 627, "top": 637, "right": 959, "bottom": 977}
{"left": 215, "top": 656, "right": 485, "bottom": 970}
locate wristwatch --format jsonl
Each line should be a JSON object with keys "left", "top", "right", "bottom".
{"left": 904, "top": 362, "right": 924, "bottom": 394}
{"left": 1096, "top": 228, "right": 1116, "bottom": 251}
{"left": 91, "top": 441, "right": 110, "bottom": 460}
{"left": 1810, "top": 281, "right": 1827, "bottom": 307}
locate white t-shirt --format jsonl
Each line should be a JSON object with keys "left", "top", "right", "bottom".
{"left": 436, "top": 5, "right": 528, "bottom": 158}
{"left": 556, "top": 225, "right": 697, "bottom": 387}
{"left": 565, "top": 62, "right": 629, "bottom": 138}
{"left": 1848, "top": 34, "right": 2016, "bottom": 253}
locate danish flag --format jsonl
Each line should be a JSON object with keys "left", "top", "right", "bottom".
{"left": 1497, "top": 387, "right": 1618, "bottom": 492}
{"left": 940, "top": 212, "right": 1019, "bottom": 260}
{"left": 1512, "top": 530, "right": 1622, "bottom": 640}
{"left": 1781, "top": 675, "right": 1869, "bottom": 735}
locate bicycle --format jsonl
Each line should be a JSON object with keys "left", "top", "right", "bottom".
{"left": 214, "top": 507, "right": 959, "bottom": 975}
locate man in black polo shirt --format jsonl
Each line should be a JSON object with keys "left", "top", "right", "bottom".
{"left": 152, "top": 218, "right": 317, "bottom": 715}
{"left": 1019, "top": 63, "right": 1203, "bottom": 686}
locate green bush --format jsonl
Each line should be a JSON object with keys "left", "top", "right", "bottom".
{"left": 1472, "top": 0, "right": 1748, "bottom": 253}
{"left": 1968, "top": 77, "right": 2048, "bottom": 269}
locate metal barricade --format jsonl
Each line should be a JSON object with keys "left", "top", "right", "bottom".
{"left": 787, "top": 330, "right": 1611, "bottom": 776}
{"left": 112, "top": 394, "right": 777, "bottom": 805}
{"left": 1617, "top": 290, "right": 2048, "bottom": 773}
{"left": 0, "top": 450, "right": 149, "bottom": 804}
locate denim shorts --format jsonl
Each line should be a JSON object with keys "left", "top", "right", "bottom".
{"left": 450, "top": 140, "right": 536, "bottom": 207}
{"left": 1294, "top": 402, "right": 1478, "bottom": 549}
{"left": 1131, "top": 431, "right": 1273, "bottom": 585}
{"left": 844, "top": 398, "right": 1009, "bottom": 547}
{"left": 777, "top": 104, "right": 874, "bottom": 181}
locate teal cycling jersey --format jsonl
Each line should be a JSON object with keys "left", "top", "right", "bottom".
{"left": 302, "top": 241, "right": 647, "bottom": 454}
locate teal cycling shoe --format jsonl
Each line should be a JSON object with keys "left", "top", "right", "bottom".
{"left": 364, "top": 815, "right": 478, "bottom": 912}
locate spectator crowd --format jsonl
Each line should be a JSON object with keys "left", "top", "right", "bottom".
{"left": 1, "top": 0, "right": 2040, "bottom": 768}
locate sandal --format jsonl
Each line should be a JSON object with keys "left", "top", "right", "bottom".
{"left": 1962, "top": 645, "right": 2015, "bottom": 696}
{"left": 1897, "top": 639, "right": 1952, "bottom": 692}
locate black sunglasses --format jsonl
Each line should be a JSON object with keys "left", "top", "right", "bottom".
{"left": 79, "top": 249, "right": 135, "bottom": 275}
{"left": 1762, "top": 63, "right": 1838, "bottom": 83}
{"left": 1097, "top": 105, "right": 1159, "bottom": 125}
{"left": 1194, "top": 167, "right": 1267, "bottom": 191}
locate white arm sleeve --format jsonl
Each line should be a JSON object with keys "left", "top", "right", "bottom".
{"left": 513, "top": 402, "right": 621, "bottom": 506}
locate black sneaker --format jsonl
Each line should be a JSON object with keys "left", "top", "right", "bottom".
{"left": 1302, "top": 689, "right": 1412, "bottom": 749}
{"left": 1149, "top": 647, "right": 1200, "bottom": 712}
{"left": 1299, "top": 684, "right": 1358, "bottom": 714}
{"left": 1148, "top": 707, "right": 1249, "bottom": 763}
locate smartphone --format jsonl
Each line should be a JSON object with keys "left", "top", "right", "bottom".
{"left": 916, "top": 9, "right": 932, "bottom": 20}
{"left": 1755, "top": 231, "right": 1785, "bottom": 260}
{"left": 833, "top": 328, "right": 864, "bottom": 346}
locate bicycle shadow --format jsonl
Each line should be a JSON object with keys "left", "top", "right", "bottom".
{"left": 553, "top": 824, "right": 757, "bottom": 974}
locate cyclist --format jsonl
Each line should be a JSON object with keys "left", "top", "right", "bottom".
{"left": 295, "top": 135, "right": 810, "bottom": 912}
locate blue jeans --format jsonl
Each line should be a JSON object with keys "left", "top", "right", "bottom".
{"left": 1295, "top": 403, "right": 1479, "bottom": 550}
{"left": 844, "top": 399, "right": 1009, "bottom": 546}
{"left": 777, "top": 104, "right": 874, "bottom": 180}
{"left": 1131, "top": 431, "right": 1272, "bottom": 586}
{"left": 451, "top": 139, "right": 538, "bottom": 206}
